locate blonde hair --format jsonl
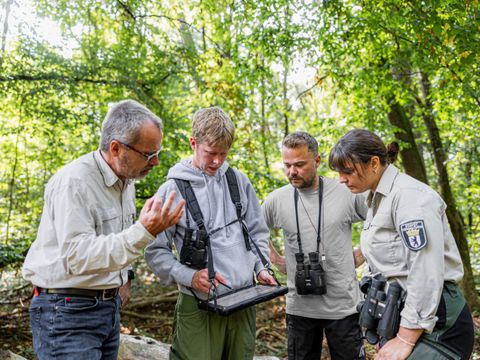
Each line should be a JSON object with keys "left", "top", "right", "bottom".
{"left": 192, "top": 107, "right": 235, "bottom": 149}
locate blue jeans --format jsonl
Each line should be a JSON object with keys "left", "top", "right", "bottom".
{"left": 29, "top": 293, "right": 121, "bottom": 360}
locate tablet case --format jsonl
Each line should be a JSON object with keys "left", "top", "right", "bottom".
{"left": 197, "top": 284, "right": 288, "bottom": 316}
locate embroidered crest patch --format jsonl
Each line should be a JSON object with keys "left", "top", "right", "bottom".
{"left": 399, "top": 220, "right": 427, "bottom": 251}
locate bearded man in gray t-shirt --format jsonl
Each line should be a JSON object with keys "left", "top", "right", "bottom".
{"left": 261, "top": 131, "right": 367, "bottom": 360}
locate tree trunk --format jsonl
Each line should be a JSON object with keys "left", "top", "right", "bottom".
{"left": 179, "top": 18, "right": 203, "bottom": 88}
{"left": 465, "top": 146, "right": 473, "bottom": 229}
{"left": 387, "top": 101, "right": 429, "bottom": 184}
{"left": 0, "top": 0, "right": 12, "bottom": 67}
{"left": 282, "top": 65, "right": 289, "bottom": 138}
{"left": 260, "top": 58, "right": 270, "bottom": 170}
{"left": 282, "top": 3, "right": 290, "bottom": 138}
{"left": 419, "top": 71, "right": 480, "bottom": 310}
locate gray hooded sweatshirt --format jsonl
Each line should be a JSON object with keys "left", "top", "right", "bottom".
{"left": 145, "top": 158, "right": 270, "bottom": 297}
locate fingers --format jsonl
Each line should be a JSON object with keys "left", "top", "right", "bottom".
{"left": 161, "top": 191, "right": 176, "bottom": 216}
{"left": 172, "top": 199, "right": 186, "bottom": 219}
{"left": 192, "top": 270, "right": 231, "bottom": 293}
{"left": 162, "top": 192, "right": 185, "bottom": 227}
{"left": 141, "top": 197, "right": 155, "bottom": 214}
{"left": 215, "top": 272, "right": 228, "bottom": 286}
{"left": 140, "top": 191, "right": 186, "bottom": 235}
{"left": 257, "top": 269, "right": 276, "bottom": 285}
{"left": 173, "top": 208, "right": 185, "bottom": 223}
{"left": 151, "top": 194, "right": 164, "bottom": 213}
{"left": 263, "top": 273, "right": 276, "bottom": 285}
{"left": 192, "top": 269, "right": 212, "bottom": 293}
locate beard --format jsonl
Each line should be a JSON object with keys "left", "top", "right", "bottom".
{"left": 118, "top": 154, "right": 152, "bottom": 180}
{"left": 288, "top": 174, "right": 316, "bottom": 189}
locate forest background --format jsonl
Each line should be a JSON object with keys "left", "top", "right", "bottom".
{"left": 0, "top": 0, "right": 479, "bottom": 358}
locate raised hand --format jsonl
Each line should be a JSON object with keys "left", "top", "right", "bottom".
{"left": 139, "top": 191, "right": 185, "bottom": 236}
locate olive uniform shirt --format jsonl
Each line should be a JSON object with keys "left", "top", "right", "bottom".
{"left": 22, "top": 150, "right": 155, "bottom": 290}
{"left": 361, "top": 165, "right": 463, "bottom": 332}
{"left": 262, "top": 177, "right": 367, "bottom": 320}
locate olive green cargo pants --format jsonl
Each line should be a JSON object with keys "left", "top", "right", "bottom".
{"left": 408, "top": 283, "right": 474, "bottom": 360}
{"left": 169, "top": 293, "right": 256, "bottom": 360}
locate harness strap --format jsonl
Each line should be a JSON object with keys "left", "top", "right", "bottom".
{"left": 174, "top": 179, "right": 206, "bottom": 231}
{"left": 174, "top": 178, "right": 214, "bottom": 282}
{"left": 225, "top": 168, "right": 270, "bottom": 268}
{"left": 173, "top": 168, "right": 274, "bottom": 302}
{"left": 225, "top": 168, "right": 251, "bottom": 251}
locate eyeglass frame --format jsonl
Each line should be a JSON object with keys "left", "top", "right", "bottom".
{"left": 116, "top": 140, "right": 161, "bottom": 163}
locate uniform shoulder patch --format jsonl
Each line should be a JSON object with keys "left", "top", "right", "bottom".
{"left": 399, "top": 220, "right": 427, "bottom": 251}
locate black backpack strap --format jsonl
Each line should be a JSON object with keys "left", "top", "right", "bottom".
{"left": 173, "top": 178, "right": 206, "bottom": 231}
{"left": 173, "top": 179, "right": 216, "bottom": 283}
{"left": 225, "top": 168, "right": 251, "bottom": 251}
{"left": 225, "top": 168, "right": 243, "bottom": 221}
{"left": 225, "top": 168, "right": 270, "bottom": 270}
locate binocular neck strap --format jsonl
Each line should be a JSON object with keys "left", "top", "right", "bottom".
{"left": 293, "top": 177, "right": 324, "bottom": 254}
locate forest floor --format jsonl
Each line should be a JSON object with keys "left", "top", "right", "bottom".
{"left": 1, "top": 261, "right": 479, "bottom": 360}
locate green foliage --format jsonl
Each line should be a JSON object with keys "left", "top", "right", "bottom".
{"left": 0, "top": 0, "right": 478, "bottom": 282}
{"left": 0, "top": 243, "right": 28, "bottom": 269}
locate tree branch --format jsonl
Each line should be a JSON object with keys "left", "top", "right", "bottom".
{"left": 296, "top": 75, "right": 328, "bottom": 100}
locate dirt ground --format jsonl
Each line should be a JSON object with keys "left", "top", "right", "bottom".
{"left": 1, "top": 264, "right": 479, "bottom": 360}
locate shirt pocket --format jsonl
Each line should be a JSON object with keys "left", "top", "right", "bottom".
{"left": 370, "top": 213, "right": 395, "bottom": 242}
{"left": 123, "top": 202, "right": 136, "bottom": 228}
{"left": 94, "top": 207, "right": 122, "bottom": 235}
{"left": 369, "top": 213, "right": 406, "bottom": 269}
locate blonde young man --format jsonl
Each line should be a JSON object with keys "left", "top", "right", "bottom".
{"left": 145, "top": 106, "right": 275, "bottom": 360}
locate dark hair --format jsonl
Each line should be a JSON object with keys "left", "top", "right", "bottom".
{"left": 328, "top": 129, "right": 399, "bottom": 172}
{"left": 282, "top": 131, "right": 318, "bottom": 157}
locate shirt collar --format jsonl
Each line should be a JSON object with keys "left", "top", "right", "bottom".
{"left": 93, "top": 150, "right": 125, "bottom": 188}
{"left": 367, "top": 164, "right": 399, "bottom": 208}
{"left": 375, "top": 164, "right": 399, "bottom": 196}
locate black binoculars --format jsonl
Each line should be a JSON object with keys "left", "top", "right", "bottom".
{"left": 180, "top": 228, "right": 209, "bottom": 269}
{"left": 294, "top": 252, "right": 327, "bottom": 295}
{"left": 357, "top": 274, "right": 404, "bottom": 346}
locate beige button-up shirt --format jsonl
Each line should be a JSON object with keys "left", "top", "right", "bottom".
{"left": 361, "top": 165, "right": 463, "bottom": 332}
{"left": 22, "top": 151, "right": 155, "bottom": 290}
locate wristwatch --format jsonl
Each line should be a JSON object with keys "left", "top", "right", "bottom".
{"left": 128, "top": 269, "right": 135, "bottom": 281}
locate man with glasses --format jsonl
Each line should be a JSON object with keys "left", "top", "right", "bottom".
{"left": 22, "top": 99, "right": 185, "bottom": 360}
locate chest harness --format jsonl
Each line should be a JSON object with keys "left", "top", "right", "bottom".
{"left": 173, "top": 167, "right": 271, "bottom": 292}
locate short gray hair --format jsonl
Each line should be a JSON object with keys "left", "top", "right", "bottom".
{"left": 100, "top": 99, "right": 163, "bottom": 151}
{"left": 282, "top": 131, "right": 318, "bottom": 157}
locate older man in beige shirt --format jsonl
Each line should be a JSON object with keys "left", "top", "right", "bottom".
{"left": 23, "top": 99, "right": 184, "bottom": 360}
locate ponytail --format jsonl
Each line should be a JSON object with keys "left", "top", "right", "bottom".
{"left": 386, "top": 142, "right": 399, "bottom": 164}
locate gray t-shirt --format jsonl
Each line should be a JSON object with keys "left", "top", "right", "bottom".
{"left": 262, "top": 177, "right": 367, "bottom": 319}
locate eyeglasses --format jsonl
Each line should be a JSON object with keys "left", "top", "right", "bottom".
{"left": 117, "top": 140, "right": 161, "bottom": 163}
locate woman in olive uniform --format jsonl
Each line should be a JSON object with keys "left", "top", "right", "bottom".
{"left": 328, "top": 129, "right": 474, "bottom": 360}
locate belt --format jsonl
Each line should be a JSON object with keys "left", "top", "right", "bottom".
{"left": 37, "top": 287, "right": 119, "bottom": 300}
